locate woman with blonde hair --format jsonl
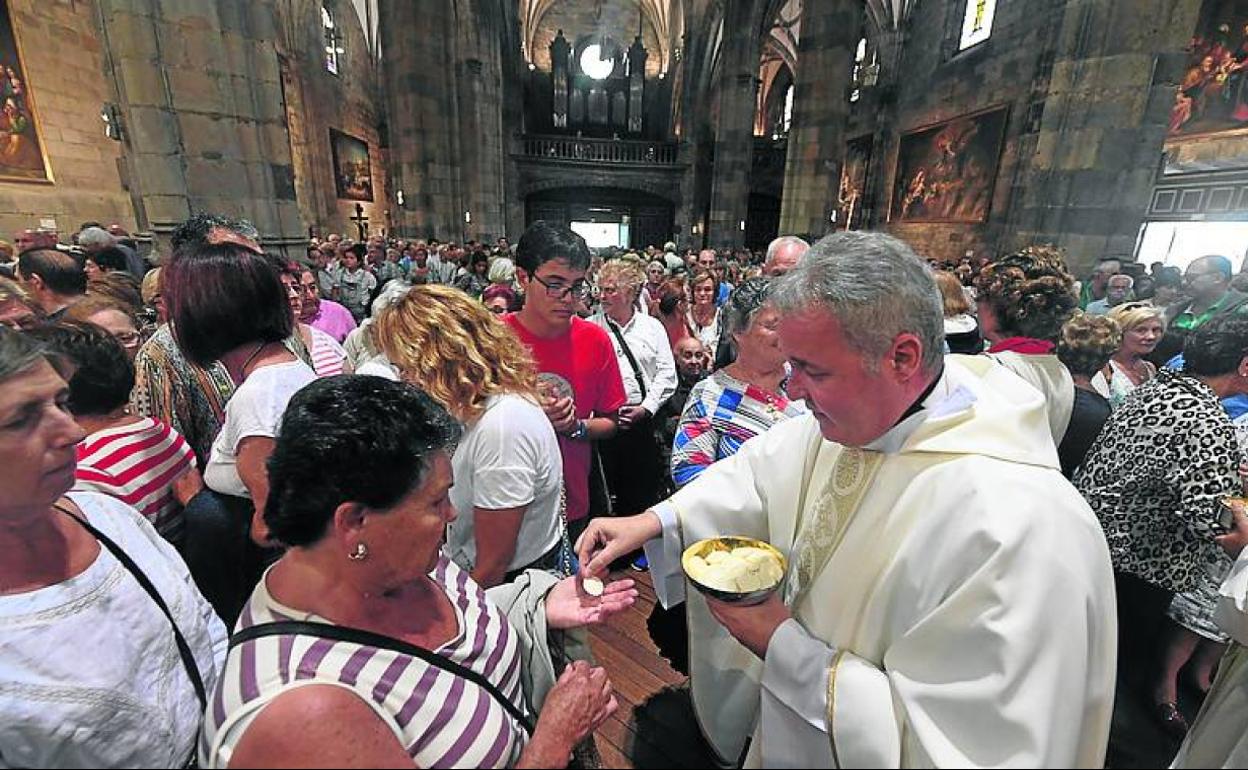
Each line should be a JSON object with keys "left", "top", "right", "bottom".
{"left": 1093, "top": 302, "right": 1165, "bottom": 408}
{"left": 370, "top": 284, "right": 564, "bottom": 587}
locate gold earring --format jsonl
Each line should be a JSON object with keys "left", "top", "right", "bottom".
{"left": 348, "top": 542, "right": 368, "bottom": 561}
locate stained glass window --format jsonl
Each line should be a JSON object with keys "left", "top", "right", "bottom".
{"left": 322, "top": 5, "right": 343, "bottom": 75}
{"left": 959, "top": 0, "right": 996, "bottom": 51}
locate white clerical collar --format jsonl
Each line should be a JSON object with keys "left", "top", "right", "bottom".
{"left": 861, "top": 367, "right": 976, "bottom": 454}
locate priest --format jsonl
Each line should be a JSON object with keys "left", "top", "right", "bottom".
{"left": 577, "top": 231, "right": 1117, "bottom": 768}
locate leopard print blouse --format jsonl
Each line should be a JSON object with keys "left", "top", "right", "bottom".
{"left": 1074, "top": 368, "right": 1239, "bottom": 593}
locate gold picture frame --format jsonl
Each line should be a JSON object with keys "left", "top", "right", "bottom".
{"left": 0, "top": 1, "right": 53, "bottom": 183}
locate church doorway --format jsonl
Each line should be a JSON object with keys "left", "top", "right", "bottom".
{"left": 526, "top": 187, "right": 675, "bottom": 249}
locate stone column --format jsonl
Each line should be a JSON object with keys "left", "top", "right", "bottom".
{"left": 99, "top": 0, "right": 303, "bottom": 254}
{"left": 1011, "top": 0, "right": 1198, "bottom": 273}
{"left": 380, "top": 0, "right": 461, "bottom": 239}
{"left": 777, "top": 0, "right": 859, "bottom": 239}
{"left": 706, "top": 0, "right": 762, "bottom": 249}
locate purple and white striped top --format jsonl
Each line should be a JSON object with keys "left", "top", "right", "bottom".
{"left": 199, "top": 555, "right": 526, "bottom": 768}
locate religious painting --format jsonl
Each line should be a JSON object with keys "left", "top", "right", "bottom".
{"left": 838, "top": 135, "right": 873, "bottom": 231}
{"left": 1168, "top": 0, "right": 1248, "bottom": 141}
{"left": 329, "top": 129, "right": 373, "bottom": 201}
{"left": 891, "top": 106, "right": 1008, "bottom": 224}
{"left": 0, "top": 1, "right": 52, "bottom": 183}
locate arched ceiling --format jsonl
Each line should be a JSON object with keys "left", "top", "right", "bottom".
{"left": 520, "top": 0, "right": 681, "bottom": 72}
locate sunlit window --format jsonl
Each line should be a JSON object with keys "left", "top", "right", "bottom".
{"left": 322, "top": 5, "right": 343, "bottom": 75}
{"left": 580, "top": 44, "right": 614, "bottom": 80}
{"left": 850, "top": 37, "right": 867, "bottom": 103}
{"left": 959, "top": 0, "right": 995, "bottom": 51}
{"left": 782, "top": 84, "right": 794, "bottom": 133}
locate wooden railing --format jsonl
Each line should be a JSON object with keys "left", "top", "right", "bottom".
{"left": 518, "top": 135, "right": 681, "bottom": 165}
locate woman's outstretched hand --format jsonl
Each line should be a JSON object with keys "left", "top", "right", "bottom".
{"left": 544, "top": 575, "right": 638, "bottom": 629}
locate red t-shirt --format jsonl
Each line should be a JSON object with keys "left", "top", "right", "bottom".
{"left": 505, "top": 314, "right": 627, "bottom": 521}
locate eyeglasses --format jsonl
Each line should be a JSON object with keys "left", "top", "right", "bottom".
{"left": 299, "top": 283, "right": 319, "bottom": 295}
{"left": 529, "top": 273, "right": 590, "bottom": 300}
{"left": 113, "top": 331, "right": 141, "bottom": 349}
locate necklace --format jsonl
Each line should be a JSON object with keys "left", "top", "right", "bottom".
{"left": 240, "top": 341, "right": 269, "bottom": 378}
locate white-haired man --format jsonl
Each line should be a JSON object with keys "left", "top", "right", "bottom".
{"left": 579, "top": 231, "right": 1116, "bottom": 767}
{"left": 762, "top": 235, "right": 809, "bottom": 277}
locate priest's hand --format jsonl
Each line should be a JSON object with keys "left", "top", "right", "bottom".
{"left": 576, "top": 511, "right": 663, "bottom": 577}
{"left": 705, "top": 593, "right": 791, "bottom": 659}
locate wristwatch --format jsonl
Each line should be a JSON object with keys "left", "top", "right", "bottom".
{"left": 568, "top": 419, "right": 589, "bottom": 441}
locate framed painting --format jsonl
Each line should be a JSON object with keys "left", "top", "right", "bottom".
{"left": 890, "top": 106, "right": 1008, "bottom": 224}
{"left": 838, "top": 135, "right": 873, "bottom": 231}
{"left": 330, "top": 128, "right": 373, "bottom": 201}
{"left": 1168, "top": 0, "right": 1248, "bottom": 141}
{"left": 0, "top": 1, "right": 52, "bottom": 183}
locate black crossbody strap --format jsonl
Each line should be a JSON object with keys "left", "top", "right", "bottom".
{"left": 56, "top": 505, "right": 208, "bottom": 711}
{"left": 229, "top": 621, "right": 534, "bottom": 734}
{"left": 606, "top": 318, "right": 647, "bottom": 400}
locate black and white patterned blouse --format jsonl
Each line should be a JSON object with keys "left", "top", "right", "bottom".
{"left": 1074, "top": 368, "right": 1239, "bottom": 593}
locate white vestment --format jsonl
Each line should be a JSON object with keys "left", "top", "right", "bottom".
{"left": 1171, "top": 548, "right": 1248, "bottom": 768}
{"left": 645, "top": 355, "right": 1117, "bottom": 768}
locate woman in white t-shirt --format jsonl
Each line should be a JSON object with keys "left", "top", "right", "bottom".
{"left": 164, "top": 242, "right": 317, "bottom": 620}
{"left": 372, "top": 284, "right": 562, "bottom": 587}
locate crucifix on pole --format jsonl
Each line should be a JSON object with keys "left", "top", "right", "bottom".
{"left": 351, "top": 203, "right": 369, "bottom": 240}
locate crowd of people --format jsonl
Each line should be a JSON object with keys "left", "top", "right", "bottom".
{"left": 4, "top": 213, "right": 1248, "bottom": 768}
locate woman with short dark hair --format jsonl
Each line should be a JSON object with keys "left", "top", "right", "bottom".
{"left": 202, "top": 375, "right": 635, "bottom": 768}
{"left": 28, "top": 320, "right": 202, "bottom": 544}
{"left": 163, "top": 240, "right": 317, "bottom": 619}
{"left": 1076, "top": 313, "right": 1248, "bottom": 735}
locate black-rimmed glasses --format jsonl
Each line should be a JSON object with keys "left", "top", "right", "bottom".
{"left": 530, "top": 273, "right": 590, "bottom": 300}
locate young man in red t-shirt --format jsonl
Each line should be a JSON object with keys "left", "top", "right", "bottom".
{"left": 505, "top": 221, "right": 626, "bottom": 541}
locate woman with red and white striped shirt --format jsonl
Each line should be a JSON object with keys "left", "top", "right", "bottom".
{"left": 28, "top": 321, "right": 201, "bottom": 545}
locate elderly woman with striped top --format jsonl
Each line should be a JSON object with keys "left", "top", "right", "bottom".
{"left": 201, "top": 376, "right": 637, "bottom": 768}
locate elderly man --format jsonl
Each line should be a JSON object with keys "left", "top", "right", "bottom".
{"left": 762, "top": 235, "right": 810, "bottom": 277}
{"left": 1086, "top": 273, "right": 1134, "bottom": 315}
{"left": 578, "top": 231, "right": 1116, "bottom": 768}
{"left": 1079, "top": 258, "right": 1121, "bottom": 309}
{"left": 77, "top": 225, "right": 146, "bottom": 280}
{"left": 14, "top": 228, "right": 57, "bottom": 253}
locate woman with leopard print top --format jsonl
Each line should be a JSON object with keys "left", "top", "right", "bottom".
{"left": 1076, "top": 314, "right": 1248, "bottom": 739}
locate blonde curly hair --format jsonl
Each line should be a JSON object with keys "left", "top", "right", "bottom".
{"left": 371, "top": 284, "right": 539, "bottom": 422}
{"left": 975, "top": 245, "right": 1078, "bottom": 343}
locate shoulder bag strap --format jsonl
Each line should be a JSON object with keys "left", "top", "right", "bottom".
{"left": 605, "top": 318, "right": 647, "bottom": 400}
{"left": 56, "top": 504, "right": 207, "bottom": 711}
{"left": 230, "top": 620, "right": 534, "bottom": 734}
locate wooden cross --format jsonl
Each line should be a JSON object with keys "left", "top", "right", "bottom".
{"left": 351, "top": 203, "right": 369, "bottom": 240}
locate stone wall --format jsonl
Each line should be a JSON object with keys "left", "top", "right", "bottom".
{"left": 100, "top": 0, "right": 305, "bottom": 254}
{"left": 872, "top": 0, "right": 1069, "bottom": 264}
{"left": 276, "top": 0, "right": 387, "bottom": 238}
{"left": 0, "top": 0, "right": 134, "bottom": 240}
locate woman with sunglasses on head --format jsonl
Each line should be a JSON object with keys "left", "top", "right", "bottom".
{"left": 1092, "top": 303, "right": 1165, "bottom": 409}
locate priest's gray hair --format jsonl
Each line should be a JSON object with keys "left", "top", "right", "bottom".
{"left": 770, "top": 231, "right": 944, "bottom": 374}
